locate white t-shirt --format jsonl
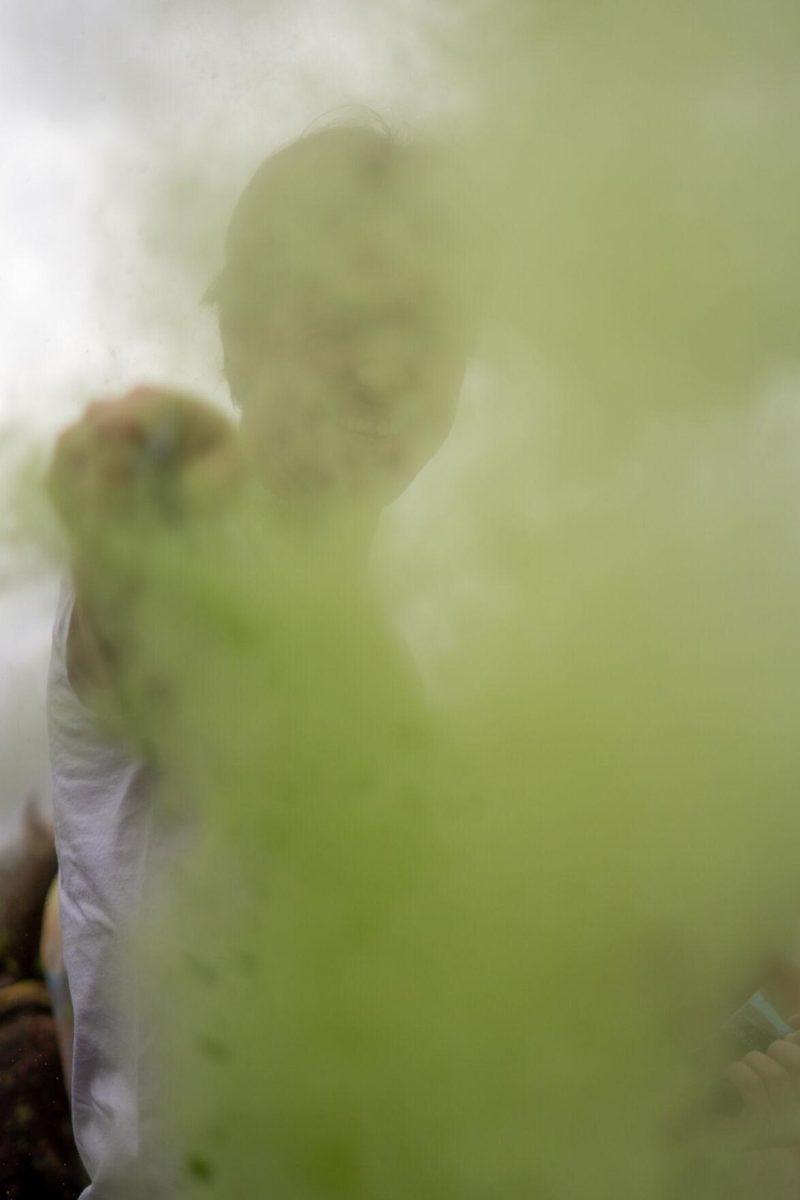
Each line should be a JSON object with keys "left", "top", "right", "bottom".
{"left": 47, "top": 581, "right": 163, "bottom": 1198}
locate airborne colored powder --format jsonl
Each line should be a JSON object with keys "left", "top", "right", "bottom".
{"left": 29, "top": 0, "right": 800, "bottom": 1197}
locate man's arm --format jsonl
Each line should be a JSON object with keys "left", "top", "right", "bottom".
{"left": 48, "top": 387, "right": 241, "bottom": 711}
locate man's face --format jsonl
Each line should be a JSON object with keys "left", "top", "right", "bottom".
{"left": 219, "top": 272, "right": 465, "bottom": 506}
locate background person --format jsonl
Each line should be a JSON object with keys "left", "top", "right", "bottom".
{"left": 0, "top": 800, "right": 85, "bottom": 1198}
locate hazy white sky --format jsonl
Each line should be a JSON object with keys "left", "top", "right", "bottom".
{"left": 0, "top": 0, "right": 457, "bottom": 424}
{"left": 0, "top": 0, "right": 463, "bottom": 819}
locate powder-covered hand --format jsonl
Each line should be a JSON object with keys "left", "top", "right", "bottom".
{"left": 725, "top": 1017, "right": 800, "bottom": 1149}
{"left": 48, "top": 386, "right": 241, "bottom": 532}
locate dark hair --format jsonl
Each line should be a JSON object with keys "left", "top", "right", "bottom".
{"left": 208, "top": 117, "right": 490, "bottom": 345}
{"left": 206, "top": 120, "right": 405, "bottom": 307}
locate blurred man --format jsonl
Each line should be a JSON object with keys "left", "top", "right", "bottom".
{"left": 47, "top": 122, "right": 483, "bottom": 1197}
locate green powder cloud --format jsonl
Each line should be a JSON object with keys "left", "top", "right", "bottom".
{"left": 33, "top": 2, "right": 800, "bottom": 1196}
